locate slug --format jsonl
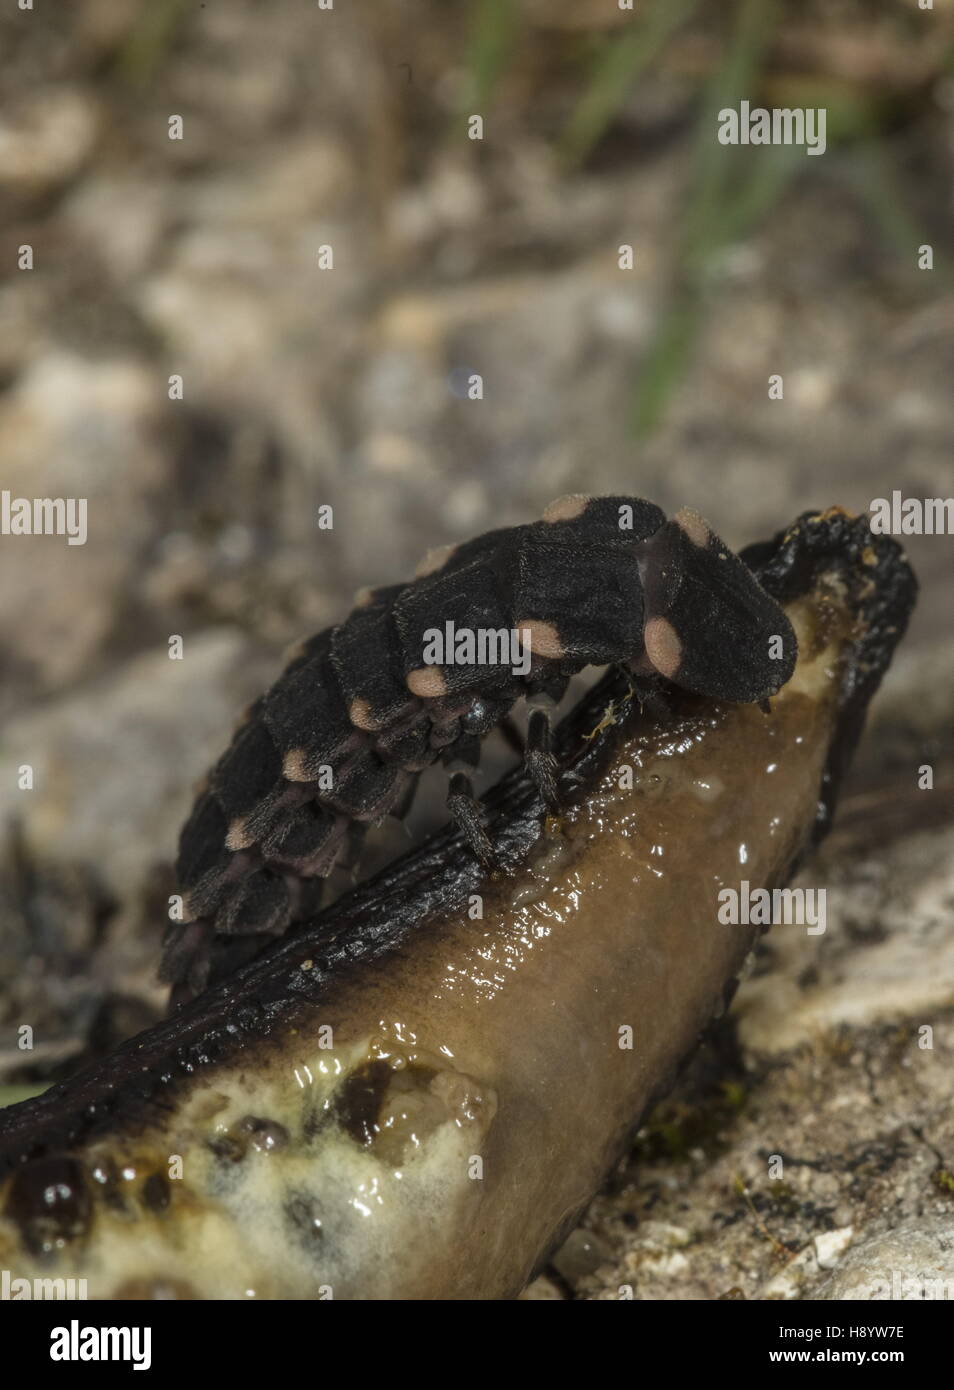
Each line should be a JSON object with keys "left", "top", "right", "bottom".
{"left": 164, "top": 495, "right": 796, "bottom": 1005}
{"left": 0, "top": 509, "right": 916, "bottom": 1299}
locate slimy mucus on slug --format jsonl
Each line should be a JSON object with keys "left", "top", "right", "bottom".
{"left": 509, "top": 823, "right": 576, "bottom": 908}
{"left": 0, "top": 510, "right": 917, "bottom": 1299}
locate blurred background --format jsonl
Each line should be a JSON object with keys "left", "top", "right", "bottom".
{"left": 1, "top": 0, "right": 953, "bottom": 1299}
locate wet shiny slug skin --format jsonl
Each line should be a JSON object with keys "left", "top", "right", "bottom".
{"left": 0, "top": 511, "right": 916, "bottom": 1299}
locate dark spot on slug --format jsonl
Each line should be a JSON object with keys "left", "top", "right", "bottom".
{"left": 207, "top": 1134, "right": 247, "bottom": 1163}
{"left": 333, "top": 1058, "right": 443, "bottom": 1156}
{"left": 286, "top": 1191, "right": 323, "bottom": 1243}
{"left": 4, "top": 1155, "right": 91, "bottom": 1256}
{"left": 89, "top": 1157, "right": 129, "bottom": 1213}
{"left": 334, "top": 1059, "right": 394, "bottom": 1146}
{"left": 238, "top": 1115, "right": 290, "bottom": 1152}
{"left": 302, "top": 1103, "right": 334, "bottom": 1143}
{"left": 142, "top": 1172, "right": 171, "bottom": 1213}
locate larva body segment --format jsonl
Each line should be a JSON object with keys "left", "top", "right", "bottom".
{"left": 330, "top": 583, "right": 415, "bottom": 731}
{"left": 163, "top": 495, "right": 797, "bottom": 1003}
{"left": 395, "top": 556, "right": 516, "bottom": 698}
{"left": 262, "top": 629, "right": 363, "bottom": 782}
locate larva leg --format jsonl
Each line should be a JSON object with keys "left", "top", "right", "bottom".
{"left": 339, "top": 822, "right": 368, "bottom": 875}
{"left": 160, "top": 920, "right": 210, "bottom": 1001}
{"left": 387, "top": 772, "right": 419, "bottom": 822}
{"left": 524, "top": 707, "right": 560, "bottom": 812}
{"left": 447, "top": 772, "right": 495, "bottom": 865}
{"left": 626, "top": 669, "right": 672, "bottom": 721}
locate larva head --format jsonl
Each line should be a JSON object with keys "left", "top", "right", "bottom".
{"left": 638, "top": 508, "right": 797, "bottom": 702}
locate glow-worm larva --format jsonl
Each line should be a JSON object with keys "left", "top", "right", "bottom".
{"left": 0, "top": 510, "right": 916, "bottom": 1299}
{"left": 165, "top": 495, "right": 796, "bottom": 1005}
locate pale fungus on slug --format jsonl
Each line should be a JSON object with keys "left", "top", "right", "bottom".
{"left": 0, "top": 509, "right": 916, "bottom": 1299}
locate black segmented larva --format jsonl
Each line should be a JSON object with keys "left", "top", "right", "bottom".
{"left": 162, "top": 493, "right": 797, "bottom": 1003}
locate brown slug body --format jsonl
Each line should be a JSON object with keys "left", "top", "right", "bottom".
{"left": 0, "top": 511, "right": 916, "bottom": 1299}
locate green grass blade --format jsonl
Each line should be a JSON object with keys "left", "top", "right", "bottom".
{"left": 561, "top": 0, "right": 702, "bottom": 168}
